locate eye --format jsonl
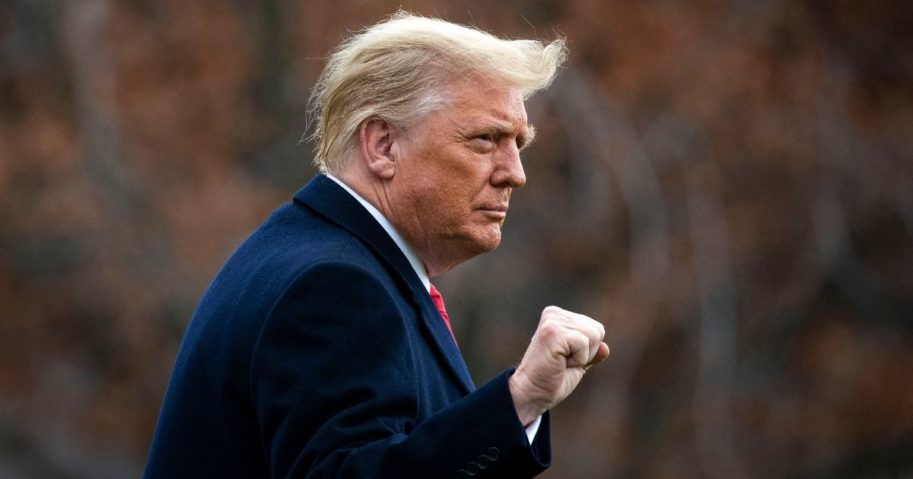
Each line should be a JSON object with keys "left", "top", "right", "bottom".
{"left": 467, "top": 133, "right": 497, "bottom": 152}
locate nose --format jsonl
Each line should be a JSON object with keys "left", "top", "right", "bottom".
{"left": 490, "top": 141, "right": 526, "bottom": 188}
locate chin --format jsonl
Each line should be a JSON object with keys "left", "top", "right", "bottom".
{"left": 471, "top": 231, "right": 503, "bottom": 253}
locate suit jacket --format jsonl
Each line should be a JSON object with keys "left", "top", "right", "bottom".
{"left": 144, "top": 175, "right": 551, "bottom": 478}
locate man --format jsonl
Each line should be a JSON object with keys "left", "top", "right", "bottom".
{"left": 145, "top": 12, "right": 609, "bottom": 478}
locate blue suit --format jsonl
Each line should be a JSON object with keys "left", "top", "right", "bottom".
{"left": 144, "top": 175, "right": 551, "bottom": 478}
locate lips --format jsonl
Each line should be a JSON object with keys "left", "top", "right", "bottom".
{"left": 477, "top": 204, "right": 509, "bottom": 220}
{"left": 479, "top": 205, "right": 508, "bottom": 213}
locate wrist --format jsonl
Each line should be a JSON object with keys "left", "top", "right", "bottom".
{"left": 508, "top": 371, "right": 546, "bottom": 426}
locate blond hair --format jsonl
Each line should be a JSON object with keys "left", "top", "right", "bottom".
{"left": 307, "top": 11, "right": 567, "bottom": 173}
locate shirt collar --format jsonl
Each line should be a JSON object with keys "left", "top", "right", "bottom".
{"left": 325, "top": 174, "right": 431, "bottom": 292}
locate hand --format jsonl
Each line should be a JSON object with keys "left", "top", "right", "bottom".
{"left": 508, "top": 306, "right": 610, "bottom": 426}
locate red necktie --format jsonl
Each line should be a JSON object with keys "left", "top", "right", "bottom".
{"left": 429, "top": 284, "right": 457, "bottom": 345}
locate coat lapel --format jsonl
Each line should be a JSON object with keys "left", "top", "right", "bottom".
{"left": 293, "top": 175, "right": 475, "bottom": 394}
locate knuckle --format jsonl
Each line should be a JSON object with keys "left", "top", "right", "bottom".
{"left": 538, "top": 321, "right": 562, "bottom": 339}
{"left": 589, "top": 323, "right": 605, "bottom": 341}
{"left": 571, "top": 329, "right": 590, "bottom": 346}
{"left": 587, "top": 316, "right": 604, "bottom": 331}
{"left": 542, "top": 305, "right": 563, "bottom": 317}
{"left": 540, "top": 320, "right": 559, "bottom": 334}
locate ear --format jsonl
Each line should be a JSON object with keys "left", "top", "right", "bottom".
{"left": 358, "top": 118, "right": 397, "bottom": 180}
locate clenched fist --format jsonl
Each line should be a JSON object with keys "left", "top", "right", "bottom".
{"left": 509, "top": 306, "right": 610, "bottom": 426}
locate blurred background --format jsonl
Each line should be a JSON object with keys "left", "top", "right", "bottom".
{"left": 1, "top": 0, "right": 912, "bottom": 477}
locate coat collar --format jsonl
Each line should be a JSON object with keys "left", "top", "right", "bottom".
{"left": 293, "top": 175, "right": 475, "bottom": 393}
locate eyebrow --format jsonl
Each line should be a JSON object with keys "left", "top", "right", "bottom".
{"left": 482, "top": 118, "right": 537, "bottom": 150}
{"left": 520, "top": 124, "right": 537, "bottom": 150}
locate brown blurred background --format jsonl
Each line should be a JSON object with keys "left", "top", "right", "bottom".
{"left": 1, "top": 1, "right": 912, "bottom": 477}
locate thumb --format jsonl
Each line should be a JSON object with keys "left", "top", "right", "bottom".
{"left": 586, "top": 342, "right": 610, "bottom": 367}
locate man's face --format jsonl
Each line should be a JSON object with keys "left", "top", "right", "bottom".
{"left": 386, "top": 79, "right": 532, "bottom": 276}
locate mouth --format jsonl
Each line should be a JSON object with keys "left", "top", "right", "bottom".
{"left": 477, "top": 205, "right": 509, "bottom": 220}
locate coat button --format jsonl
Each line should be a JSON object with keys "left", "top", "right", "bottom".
{"left": 465, "top": 462, "right": 480, "bottom": 475}
{"left": 486, "top": 447, "right": 500, "bottom": 461}
{"left": 477, "top": 456, "right": 490, "bottom": 469}
{"left": 458, "top": 468, "right": 476, "bottom": 477}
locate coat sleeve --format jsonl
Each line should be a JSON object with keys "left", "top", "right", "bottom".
{"left": 249, "top": 261, "right": 550, "bottom": 478}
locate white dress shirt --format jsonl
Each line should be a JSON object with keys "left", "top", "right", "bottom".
{"left": 325, "top": 174, "right": 542, "bottom": 444}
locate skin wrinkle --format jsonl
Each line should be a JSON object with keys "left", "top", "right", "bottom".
{"left": 341, "top": 78, "right": 530, "bottom": 277}
{"left": 391, "top": 81, "right": 529, "bottom": 276}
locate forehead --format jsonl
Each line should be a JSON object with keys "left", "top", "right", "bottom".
{"left": 441, "top": 80, "right": 528, "bottom": 129}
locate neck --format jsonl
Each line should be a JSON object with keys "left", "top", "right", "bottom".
{"left": 333, "top": 168, "right": 466, "bottom": 277}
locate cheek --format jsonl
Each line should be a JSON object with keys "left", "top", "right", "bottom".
{"left": 414, "top": 184, "right": 474, "bottom": 235}
{"left": 427, "top": 185, "right": 468, "bottom": 220}
{"left": 409, "top": 148, "right": 492, "bottom": 222}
